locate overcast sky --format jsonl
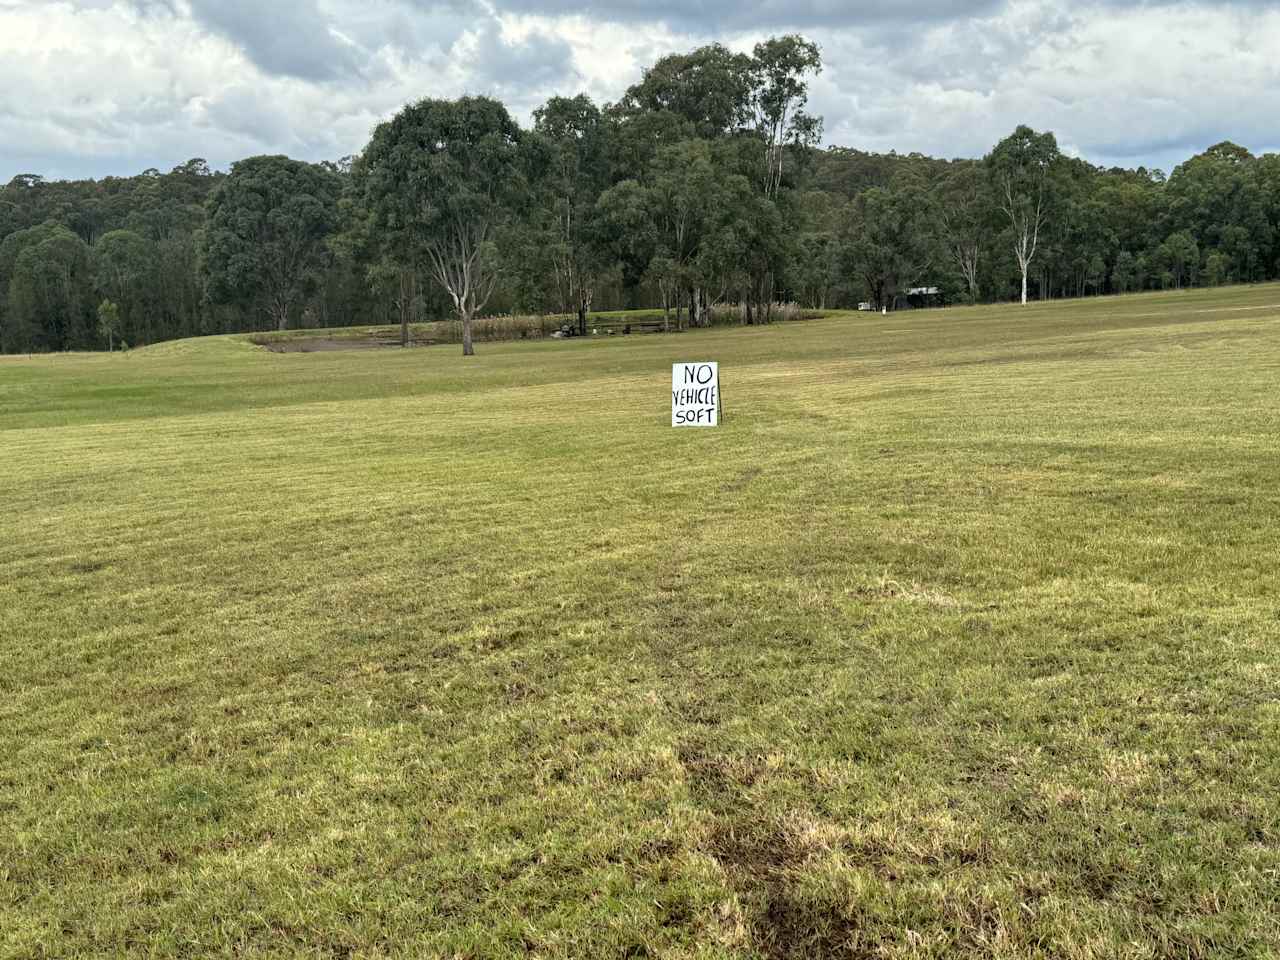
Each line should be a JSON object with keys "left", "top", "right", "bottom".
{"left": 2, "top": 0, "right": 1277, "bottom": 182}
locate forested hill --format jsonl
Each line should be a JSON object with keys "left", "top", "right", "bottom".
{"left": 2, "top": 36, "right": 1279, "bottom": 354}
{"left": 0, "top": 160, "right": 394, "bottom": 352}
{"left": 809, "top": 147, "right": 961, "bottom": 197}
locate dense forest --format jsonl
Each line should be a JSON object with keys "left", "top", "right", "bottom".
{"left": 2, "top": 36, "right": 1278, "bottom": 354}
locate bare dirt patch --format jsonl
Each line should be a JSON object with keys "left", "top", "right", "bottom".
{"left": 678, "top": 744, "right": 868, "bottom": 958}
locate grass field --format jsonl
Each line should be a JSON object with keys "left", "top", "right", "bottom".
{"left": 2, "top": 286, "right": 1279, "bottom": 958}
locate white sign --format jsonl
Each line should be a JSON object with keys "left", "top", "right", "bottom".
{"left": 672, "top": 362, "right": 721, "bottom": 427}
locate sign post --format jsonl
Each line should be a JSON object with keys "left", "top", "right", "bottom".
{"left": 672, "top": 362, "right": 721, "bottom": 427}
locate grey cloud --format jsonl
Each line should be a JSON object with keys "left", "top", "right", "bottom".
{"left": 3, "top": 0, "right": 1280, "bottom": 182}
{"left": 793, "top": 0, "right": 1280, "bottom": 172}
{"left": 466, "top": 24, "right": 582, "bottom": 95}
{"left": 331, "top": 0, "right": 483, "bottom": 60}
{"left": 487, "top": 0, "right": 1005, "bottom": 31}
{"left": 119, "top": 0, "right": 492, "bottom": 83}
{"left": 118, "top": 0, "right": 370, "bottom": 81}
{"left": 183, "top": 0, "right": 367, "bottom": 81}
{"left": 196, "top": 86, "right": 298, "bottom": 146}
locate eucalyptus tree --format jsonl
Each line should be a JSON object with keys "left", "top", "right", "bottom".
{"left": 529, "top": 94, "right": 612, "bottom": 335}
{"left": 1041, "top": 158, "right": 1115, "bottom": 300}
{"left": 739, "top": 37, "right": 823, "bottom": 320}
{"left": 1164, "top": 142, "right": 1273, "bottom": 283}
{"left": 1204, "top": 250, "right": 1230, "bottom": 287}
{"left": 793, "top": 231, "right": 838, "bottom": 310}
{"left": 595, "top": 178, "right": 659, "bottom": 312}
{"left": 2, "top": 224, "right": 95, "bottom": 351}
{"left": 1156, "top": 231, "right": 1199, "bottom": 289}
{"left": 362, "top": 96, "right": 523, "bottom": 356}
{"left": 749, "top": 35, "right": 823, "bottom": 199}
{"left": 935, "top": 163, "right": 989, "bottom": 302}
{"left": 201, "top": 155, "right": 342, "bottom": 332}
{"left": 1111, "top": 250, "right": 1141, "bottom": 293}
{"left": 987, "top": 126, "right": 1059, "bottom": 304}
{"left": 791, "top": 189, "right": 843, "bottom": 310}
{"left": 733, "top": 183, "right": 791, "bottom": 323}
{"left": 338, "top": 154, "right": 417, "bottom": 346}
{"left": 93, "top": 229, "right": 152, "bottom": 344}
{"left": 836, "top": 173, "right": 937, "bottom": 311}
{"left": 598, "top": 138, "right": 751, "bottom": 328}
{"left": 610, "top": 36, "right": 823, "bottom": 319}
{"left": 627, "top": 139, "right": 719, "bottom": 327}
{"left": 647, "top": 139, "right": 756, "bottom": 326}
{"left": 614, "top": 43, "right": 755, "bottom": 143}
{"left": 97, "top": 299, "right": 121, "bottom": 351}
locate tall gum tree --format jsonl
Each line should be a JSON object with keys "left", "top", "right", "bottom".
{"left": 1, "top": 223, "right": 94, "bottom": 351}
{"left": 342, "top": 154, "right": 421, "bottom": 348}
{"left": 1164, "top": 142, "right": 1274, "bottom": 283}
{"left": 361, "top": 96, "right": 523, "bottom": 357}
{"left": 201, "top": 155, "right": 341, "bottom": 332}
{"left": 935, "top": 163, "right": 988, "bottom": 302}
{"left": 987, "top": 126, "right": 1059, "bottom": 305}
{"left": 611, "top": 37, "right": 822, "bottom": 322}
{"left": 531, "top": 95, "right": 610, "bottom": 336}
{"left": 750, "top": 35, "right": 823, "bottom": 200}
{"left": 836, "top": 172, "right": 936, "bottom": 312}
{"left": 614, "top": 43, "right": 755, "bottom": 144}
{"left": 93, "top": 230, "right": 152, "bottom": 344}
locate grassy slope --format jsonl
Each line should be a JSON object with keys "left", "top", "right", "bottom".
{"left": 2, "top": 287, "right": 1278, "bottom": 958}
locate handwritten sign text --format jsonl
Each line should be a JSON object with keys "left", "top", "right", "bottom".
{"left": 672, "top": 362, "right": 720, "bottom": 427}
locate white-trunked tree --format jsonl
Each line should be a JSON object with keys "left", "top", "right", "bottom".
{"left": 361, "top": 96, "right": 523, "bottom": 357}
{"left": 987, "top": 126, "right": 1060, "bottom": 305}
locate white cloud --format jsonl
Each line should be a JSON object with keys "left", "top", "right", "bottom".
{"left": 0, "top": 0, "right": 1277, "bottom": 181}
{"left": 807, "top": 0, "right": 1280, "bottom": 168}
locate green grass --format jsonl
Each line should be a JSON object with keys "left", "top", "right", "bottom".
{"left": 2, "top": 286, "right": 1279, "bottom": 958}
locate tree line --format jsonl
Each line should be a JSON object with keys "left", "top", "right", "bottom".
{"left": 2, "top": 35, "right": 1278, "bottom": 355}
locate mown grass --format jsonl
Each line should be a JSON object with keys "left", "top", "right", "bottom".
{"left": 2, "top": 286, "right": 1279, "bottom": 958}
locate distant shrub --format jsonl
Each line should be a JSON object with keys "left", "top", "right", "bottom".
{"left": 244, "top": 306, "right": 823, "bottom": 351}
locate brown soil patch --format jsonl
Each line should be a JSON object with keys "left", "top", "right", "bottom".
{"left": 678, "top": 744, "right": 868, "bottom": 958}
